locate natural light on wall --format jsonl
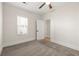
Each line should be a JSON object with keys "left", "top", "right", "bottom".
{"left": 17, "top": 16, "right": 28, "bottom": 35}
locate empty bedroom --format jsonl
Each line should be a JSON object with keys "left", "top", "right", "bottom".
{"left": 0, "top": 2, "right": 79, "bottom": 56}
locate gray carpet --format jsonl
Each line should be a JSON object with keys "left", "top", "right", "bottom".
{"left": 1, "top": 40, "right": 79, "bottom": 56}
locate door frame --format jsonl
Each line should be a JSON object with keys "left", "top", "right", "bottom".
{"left": 35, "top": 19, "right": 37, "bottom": 40}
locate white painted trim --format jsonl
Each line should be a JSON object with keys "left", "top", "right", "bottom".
{"left": 51, "top": 38, "right": 79, "bottom": 51}
{"left": 3, "top": 38, "right": 35, "bottom": 47}
{"left": 0, "top": 47, "right": 2, "bottom": 55}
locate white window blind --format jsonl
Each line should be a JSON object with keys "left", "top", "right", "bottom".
{"left": 17, "top": 16, "right": 28, "bottom": 35}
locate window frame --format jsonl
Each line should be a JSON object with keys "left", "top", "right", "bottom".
{"left": 17, "top": 16, "right": 28, "bottom": 35}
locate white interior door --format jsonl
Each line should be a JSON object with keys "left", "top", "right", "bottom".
{"left": 37, "top": 20, "right": 45, "bottom": 40}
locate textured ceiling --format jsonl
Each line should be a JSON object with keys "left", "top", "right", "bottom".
{"left": 6, "top": 2, "right": 55, "bottom": 15}
{"left": 6, "top": 2, "right": 79, "bottom": 15}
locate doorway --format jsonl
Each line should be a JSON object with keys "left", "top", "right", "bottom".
{"left": 36, "top": 19, "right": 50, "bottom": 43}
{"left": 44, "top": 20, "right": 50, "bottom": 42}
{"left": 36, "top": 20, "right": 45, "bottom": 40}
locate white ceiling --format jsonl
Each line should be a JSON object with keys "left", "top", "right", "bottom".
{"left": 6, "top": 2, "right": 79, "bottom": 15}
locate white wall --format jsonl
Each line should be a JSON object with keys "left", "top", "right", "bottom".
{"left": 0, "top": 3, "right": 3, "bottom": 55}
{"left": 43, "top": 5, "right": 79, "bottom": 51}
{"left": 3, "top": 3, "right": 41, "bottom": 47}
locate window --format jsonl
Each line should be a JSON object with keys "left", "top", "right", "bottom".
{"left": 17, "top": 16, "right": 28, "bottom": 35}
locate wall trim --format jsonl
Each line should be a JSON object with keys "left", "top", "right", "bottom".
{"left": 3, "top": 38, "right": 35, "bottom": 47}
{"left": 0, "top": 47, "right": 2, "bottom": 55}
{"left": 51, "top": 38, "right": 79, "bottom": 51}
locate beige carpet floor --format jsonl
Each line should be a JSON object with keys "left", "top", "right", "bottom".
{"left": 1, "top": 40, "right": 79, "bottom": 56}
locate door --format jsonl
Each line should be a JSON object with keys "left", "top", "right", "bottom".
{"left": 37, "top": 20, "right": 45, "bottom": 40}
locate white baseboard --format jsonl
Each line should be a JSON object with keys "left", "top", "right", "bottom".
{"left": 0, "top": 47, "right": 2, "bottom": 55}
{"left": 3, "top": 38, "right": 35, "bottom": 47}
{"left": 51, "top": 38, "right": 79, "bottom": 51}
